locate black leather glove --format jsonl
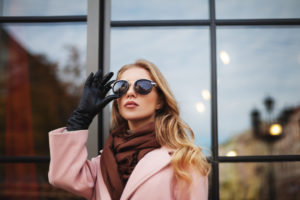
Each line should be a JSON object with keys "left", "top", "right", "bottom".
{"left": 66, "top": 70, "right": 120, "bottom": 131}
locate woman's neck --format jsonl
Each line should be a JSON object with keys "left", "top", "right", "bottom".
{"left": 127, "top": 117, "right": 155, "bottom": 131}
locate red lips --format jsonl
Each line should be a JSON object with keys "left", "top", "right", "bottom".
{"left": 124, "top": 101, "right": 138, "bottom": 108}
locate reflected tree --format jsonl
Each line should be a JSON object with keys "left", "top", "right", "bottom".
{"left": 0, "top": 26, "right": 84, "bottom": 199}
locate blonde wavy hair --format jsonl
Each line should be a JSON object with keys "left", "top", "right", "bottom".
{"left": 111, "top": 59, "right": 210, "bottom": 185}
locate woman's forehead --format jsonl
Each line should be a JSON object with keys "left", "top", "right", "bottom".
{"left": 119, "top": 67, "right": 152, "bottom": 81}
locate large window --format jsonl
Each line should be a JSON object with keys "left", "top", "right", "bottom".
{"left": 0, "top": 1, "right": 87, "bottom": 199}
{"left": 1, "top": 0, "right": 300, "bottom": 199}
{"left": 107, "top": 0, "right": 300, "bottom": 199}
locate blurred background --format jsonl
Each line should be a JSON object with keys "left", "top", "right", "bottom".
{"left": 0, "top": 0, "right": 300, "bottom": 199}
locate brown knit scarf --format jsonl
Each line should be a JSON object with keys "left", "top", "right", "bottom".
{"left": 100, "top": 122, "right": 160, "bottom": 200}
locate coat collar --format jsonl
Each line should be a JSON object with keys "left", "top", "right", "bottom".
{"left": 120, "top": 146, "right": 174, "bottom": 200}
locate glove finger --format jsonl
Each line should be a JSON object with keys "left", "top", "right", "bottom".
{"left": 107, "top": 79, "right": 116, "bottom": 87}
{"left": 100, "top": 94, "right": 120, "bottom": 108}
{"left": 85, "top": 72, "right": 94, "bottom": 87}
{"left": 100, "top": 72, "right": 114, "bottom": 86}
{"left": 93, "top": 70, "right": 102, "bottom": 82}
{"left": 92, "top": 70, "right": 102, "bottom": 87}
{"left": 102, "top": 80, "right": 115, "bottom": 94}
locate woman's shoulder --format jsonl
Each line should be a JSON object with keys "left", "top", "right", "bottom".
{"left": 159, "top": 146, "right": 176, "bottom": 156}
{"left": 139, "top": 146, "right": 174, "bottom": 158}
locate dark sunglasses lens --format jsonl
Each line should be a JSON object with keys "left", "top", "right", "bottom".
{"left": 135, "top": 80, "right": 153, "bottom": 94}
{"left": 113, "top": 81, "right": 128, "bottom": 95}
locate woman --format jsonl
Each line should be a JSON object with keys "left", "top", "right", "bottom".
{"left": 48, "top": 59, "right": 210, "bottom": 200}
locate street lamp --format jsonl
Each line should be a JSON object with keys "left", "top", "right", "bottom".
{"left": 250, "top": 96, "right": 284, "bottom": 200}
{"left": 269, "top": 123, "right": 282, "bottom": 136}
{"left": 251, "top": 96, "right": 283, "bottom": 143}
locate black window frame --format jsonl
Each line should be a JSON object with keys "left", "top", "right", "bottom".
{"left": 107, "top": 0, "right": 300, "bottom": 199}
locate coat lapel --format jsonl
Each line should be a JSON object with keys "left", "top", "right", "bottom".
{"left": 120, "top": 147, "right": 173, "bottom": 200}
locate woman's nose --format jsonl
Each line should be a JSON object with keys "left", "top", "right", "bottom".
{"left": 125, "top": 84, "right": 136, "bottom": 97}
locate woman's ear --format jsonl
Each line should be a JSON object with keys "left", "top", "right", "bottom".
{"left": 155, "top": 96, "right": 164, "bottom": 110}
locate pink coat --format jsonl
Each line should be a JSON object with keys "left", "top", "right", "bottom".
{"left": 48, "top": 128, "right": 208, "bottom": 200}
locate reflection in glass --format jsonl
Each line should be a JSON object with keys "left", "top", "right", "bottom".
{"left": 110, "top": 27, "right": 211, "bottom": 151}
{"left": 216, "top": 0, "right": 300, "bottom": 19}
{"left": 219, "top": 50, "right": 230, "bottom": 65}
{"left": 111, "top": 0, "right": 209, "bottom": 20}
{"left": 218, "top": 27, "right": 300, "bottom": 155}
{"left": 0, "top": 0, "right": 87, "bottom": 16}
{"left": 0, "top": 163, "right": 83, "bottom": 199}
{"left": 220, "top": 162, "right": 300, "bottom": 200}
{"left": 0, "top": 23, "right": 86, "bottom": 156}
{"left": 202, "top": 89, "right": 211, "bottom": 101}
{"left": 225, "top": 150, "right": 237, "bottom": 157}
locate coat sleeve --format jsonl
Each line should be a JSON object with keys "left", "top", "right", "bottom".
{"left": 48, "top": 127, "right": 99, "bottom": 199}
{"left": 174, "top": 172, "right": 209, "bottom": 200}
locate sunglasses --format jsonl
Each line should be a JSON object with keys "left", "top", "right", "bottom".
{"left": 112, "top": 79, "right": 156, "bottom": 96}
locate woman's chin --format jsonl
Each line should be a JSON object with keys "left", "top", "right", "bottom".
{"left": 124, "top": 115, "right": 155, "bottom": 127}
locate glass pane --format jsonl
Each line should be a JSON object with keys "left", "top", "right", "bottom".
{"left": 0, "top": 23, "right": 87, "bottom": 156}
{"left": 0, "top": 163, "right": 84, "bottom": 199}
{"left": 216, "top": 0, "right": 300, "bottom": 19}
{"left": 217, "top": 27, "right": 300, "bottom": 156}
{"left": 110, "top": 27, "right": 211, "bottom": 154}
{"left": 0, "top": 0, "right": 87, "bottom": 16}
{"left": 111, "top": 0, "right": 209, "bottom": 20}
{"left": 220, "top": 162, "right": 300, "bottom": 200}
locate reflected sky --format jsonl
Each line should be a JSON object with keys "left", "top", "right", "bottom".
{"left": 217, "top": 27, "right": 300, "bottom": 144}
{"left": 3, "top": 23, "right": 87, "bottom": 83}
{"left": 111, "top": 0, "right": 300, "bottom": 20}
{"left": 111, "top": 0, "right": 209, "bottom": 20}
{"left": 0, "top": 0, "right": 87, "bottom": 16}
{"left": 216, "top": 0, "right": 300, "bottom": 19}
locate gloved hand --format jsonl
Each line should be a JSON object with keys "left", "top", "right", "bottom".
{"left": 66, "top": 70, "right": 120, "bottom": 131}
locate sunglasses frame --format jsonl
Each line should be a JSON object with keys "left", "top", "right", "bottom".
{"left": 112, "top": 79, "right": 156, "bottom": 96}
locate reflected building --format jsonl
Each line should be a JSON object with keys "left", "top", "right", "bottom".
{"left": 219, "top": 104, "right": 300, "bottom": 200}
{"left": 0, "top": 26, "right": 83, "bottom": 199}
